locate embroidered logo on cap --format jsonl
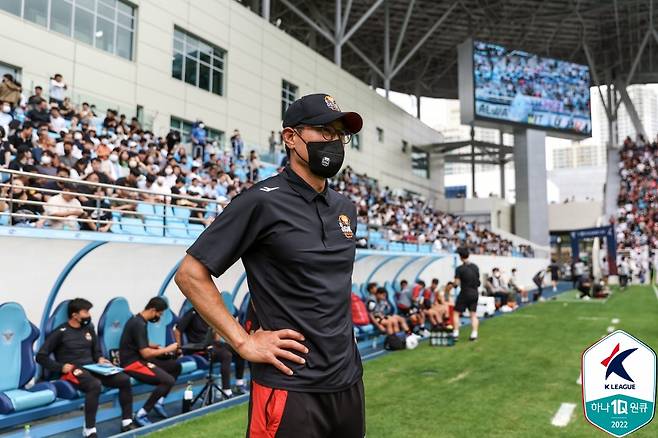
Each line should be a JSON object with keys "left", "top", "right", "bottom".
{"left": 338, "top": 214, "right": 353, "bottom": 239}
{"left": 325, "top": 95, "right": 340, "bottom": 111}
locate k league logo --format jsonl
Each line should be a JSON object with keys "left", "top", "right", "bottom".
{"left": 582, "top": 330, "right": 656, "bottom": 437}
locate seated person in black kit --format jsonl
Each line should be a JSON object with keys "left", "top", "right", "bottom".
{"left": 36, "top": 298, "right": 137, "bottom": 438}
{"left": 577, "top": 275, "right": 609, "bottom": 299}
{"left": 119, "top": 297, "right": 181, "bottom": 427}
{"left": 174, "top": 306, "right": 247, "bottom": 396}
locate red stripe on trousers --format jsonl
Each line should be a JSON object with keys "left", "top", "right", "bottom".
{"left": 61, "top": 371, "right": 79, "bottom": 385}
{"left": 123, "top": 361, "right": 156, "bottom": 377}
{"left": 249, "top": 381, "right": 289, "bottom": 437}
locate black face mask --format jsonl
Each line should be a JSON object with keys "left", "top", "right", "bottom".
{"left": 294, "top": 137, "right": 344, "bottom": 179}
{"left": 149, "top": 315, "right": 161, "bottom": 323}
{"left": 78, "top": 316, "right": 91, "bottom": 327}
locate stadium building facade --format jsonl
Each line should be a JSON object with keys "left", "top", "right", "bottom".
{"left": 0, "top": 0, "right": 444, "bottom": 199}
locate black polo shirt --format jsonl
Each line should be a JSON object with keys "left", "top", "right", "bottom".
{"left": 455, "top": 262, "right": 481, "bottom": 294}
{"left": 187, "top": 165, "right": 362, "bottom": 392}
{"left": 119, "top": 314, "right": 150, "bottom": 366}
{"left": 36, "top": 323, "right": 101, "bottom": 372}
{"left": 176, "top": 310, "right": 209, "bottom": 344}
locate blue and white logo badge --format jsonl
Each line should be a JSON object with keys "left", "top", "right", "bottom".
{"left": 582, "top": 330, "right": 656, "bottom": 437}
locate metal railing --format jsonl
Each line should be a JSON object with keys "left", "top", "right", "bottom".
{"left": 0, "top": 169, "right": 222, "bottom": 237}
{"left": 1, "top": 168, "right": 542, "bottom": 257}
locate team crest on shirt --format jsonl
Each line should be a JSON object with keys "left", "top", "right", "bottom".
{"left": 73, "top": 368, "right": 83, "bottom": 376}
{"left": 325, "top": 95, "right": 340, "bottom": 111}
{"left": 85, "top": 332, "right": 92, "bottom": 341}
{"left": 338, "top": 214, "right": 353, "bottom": 239}
{"left": 147, "top": 362, "right": 155, "bottom": 369}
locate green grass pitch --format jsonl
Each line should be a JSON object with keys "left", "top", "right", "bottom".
{"left": 150, "top": 285, "right": 658, "bottom": 437}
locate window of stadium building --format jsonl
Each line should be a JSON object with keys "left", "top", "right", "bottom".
{"left": 0, "top": 0, "right": 136, "bottom": 60}
{"left": 411, "top": 147, "right": 430, "bottom": 179}
{"left": 281, "top": 80, "right": 297, "bottom": 120}
{"left": 172, "top": 27, "right": 226, "bottom": 96}
{"left": 170, "top": 116, "right": 225, "bottom": 145}
{"left": 350, "top": 133, "right": 361, "bottom": 150}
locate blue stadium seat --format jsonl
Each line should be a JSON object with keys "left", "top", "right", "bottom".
{"left": 164, "top": 217, "right": 189, "bottom": 238}
{"left": 97, "top": 297, "right": 132, "bottom": 361}
{"left": 173, "top": 207, "right": 191, "bottom": 220}
{"left": 41, "top": 300, "right": 72, "bottom": 382}
{"left": 153, "top": 204, "right": 165, "bottom": 218}
{"left": 0, "top": 303, "right": 56, "bottom": 414}
{"left": 110, "top": 212, "right": 122, "bottom": 234}
{"left": 136, "top": 203, "right": 155, "bottom": 218}
{"left": 43, "top": 300, "right": 70, "bottom": 336}
{"left": 145, "top": 217, "right": 164, "bottom": 236}
{"left": 383, "top": 281, "right": 398, "bottom": 314}
{"left": 179, "top": 299, "right": 194, "bottom": 318}
{"left": 222, "top": 291, "right": 236, "bottom": 316}
{"left": 0, "top": 212, "right": 8, "bottom": 226}
{"left": 41, "top": 300, "right": 87, "bottom": 399}
{"left": 119, "top": 217, "right": 149, "bottom": 236}
{"left": 188, "top": 223, "right": 205, "bottom": 237}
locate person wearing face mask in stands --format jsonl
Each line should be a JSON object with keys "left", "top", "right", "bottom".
{"left": 37, "top": 298, "right": 137, "bottom": 437}
{"left": 119, "top": 297, "right": 181, "bottom": 426}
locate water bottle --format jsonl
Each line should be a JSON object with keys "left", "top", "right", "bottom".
{"left": 182, "top": 382, "right": 193, "bottom": 413}
{"left": 24, "top": 425, "right": 32, "bottom": 437}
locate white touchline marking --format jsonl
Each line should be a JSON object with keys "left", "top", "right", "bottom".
{"left": 611, "top": 318, "right": 620, "bottom": 324}
{"left": 577, "top": 316, "right": 606, "bottom": 321}
{"left": 447, "top": 370, "right": 469, "bottom": 384}
{"left": 607, "top": 326, "right": 615, "bottom": 333}
{"left": 551, "top": 403, "right": 577, "bottom": 427}
{"left": 576, "top": 372, "right": 582, "bottom": 385}
{"left": 653, "top": 284, "right": 658, "bottom": 300}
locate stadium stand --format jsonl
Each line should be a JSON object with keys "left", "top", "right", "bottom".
{"left": 0, "top": 75, "right": 537, "bottom": 258}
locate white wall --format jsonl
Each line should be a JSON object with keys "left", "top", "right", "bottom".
{"left": 548, "top": 201, "right": 603, "bottom": 231}
{"left": 0, "top": 0, "right": 443, "bottom": 200}
{"left": 0, "top": 235, "right": 549, "bottom": 328}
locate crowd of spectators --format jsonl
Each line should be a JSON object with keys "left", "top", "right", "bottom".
{"left": 0, "top": 73, "right": 267, "bottom": 231}
{"left": 614, "top": 135, "right": 658, "bottom": 251}
{"left": 330, "top": 166, "right": 535, "bottom": 257}
{"left": 0, "top": 72, "right": 536, "bottom": 257}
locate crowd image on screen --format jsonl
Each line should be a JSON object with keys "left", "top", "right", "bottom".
{"left": 473, "top": 42, "right": 590, "bottom": 117}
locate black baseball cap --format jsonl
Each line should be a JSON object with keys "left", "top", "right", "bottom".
{"left": 282, "top": 93, "right": 363, "bottom": 134}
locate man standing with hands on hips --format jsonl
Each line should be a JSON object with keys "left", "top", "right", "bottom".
{"left": 175, "top": 93, "right": 366, "bottom": 437}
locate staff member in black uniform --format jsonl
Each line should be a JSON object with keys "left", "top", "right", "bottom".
{"left": 174, "top": 307, "right": 247, "bottom": 396}
{"left": 452, "top": 247, "right": 481, "bottom": 341}
{"left": 119, "top": 297, "right": 182, "bottom": 426}
{"left": 175, "top": 93, "right": 365, "bottom": 437}
{"left": 36, "top": 298, "right": 137, "bottom": 438}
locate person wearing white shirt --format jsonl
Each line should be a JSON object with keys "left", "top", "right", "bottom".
{"left": 49, "top": 74, "right": 67, "bottom": 106}
{"left": 36, "top": 184, "right": 83, "bottom": 230}
{"left": 49, "top": 107, "right": 66, "bottom": 133}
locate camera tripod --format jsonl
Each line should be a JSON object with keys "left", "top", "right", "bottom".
{"left": 182, "top": 343, "right": 231, "bottom": 407}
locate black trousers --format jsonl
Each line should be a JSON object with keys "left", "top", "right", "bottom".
{"left": 246, "top": 379, "right": 365, "bottom": 438}
{"left": 207, "top": 343, "right": 246, "bottom": 389}
{"left": 122, "top": 358, "right": 181, "bottom": 412}
{"left": 62, "top": 368, "right": 132, "bottom": 428}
